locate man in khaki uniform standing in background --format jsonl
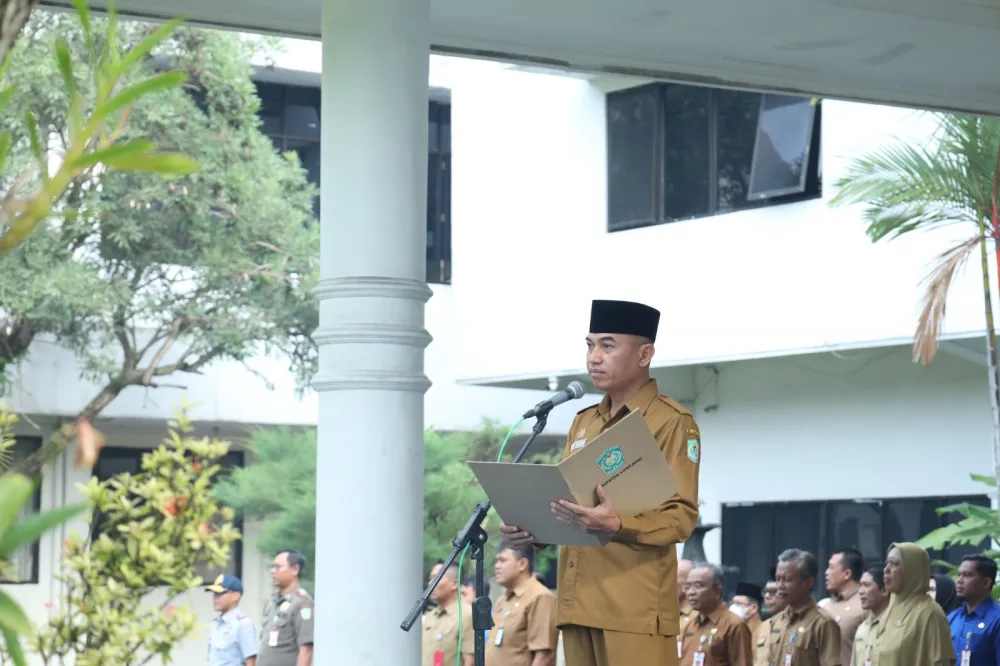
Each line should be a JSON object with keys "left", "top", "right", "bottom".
{"left": 423, "top": 562, "right": 474, "bottom": 666}
{"left": 486, "top": 546, "right": 558, "bottom": 666}
{"left": 680, "top": 563, "right": 752, "bottom": 666}
{"left": 258, "top": 549, "right": 314, "bottom": 666}
{"left": 501, "top": 299, "right": 701, "bottom": 666}
{"left": 754, "top": 570, "right": 787, "bottom": 666}
{"left": 818, "top": 548, "right": 866, "bottom": 666}
{"left": 767, "top": 550, "right": 841, "bottom": 666}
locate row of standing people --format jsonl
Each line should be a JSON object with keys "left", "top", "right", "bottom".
{"left": 677, "top": 544, "right": 1000, "bottom": 666}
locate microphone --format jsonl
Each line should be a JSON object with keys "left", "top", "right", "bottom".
{"left": 522, "top": 381, "right": 585, "bottom": 419}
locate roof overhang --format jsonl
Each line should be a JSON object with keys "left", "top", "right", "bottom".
{"left": 39, "top": 0, "right": 1000, "bottom": 117}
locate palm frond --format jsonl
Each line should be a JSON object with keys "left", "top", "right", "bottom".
{"left": 914, "top": 236, "right": 982, "bottom": 365}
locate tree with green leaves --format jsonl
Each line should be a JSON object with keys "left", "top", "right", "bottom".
{"left": 831, "top": 113, "right": 1000, "bottom": 559}
{"left": 0, "top": 11, "right": 318, "bottom": 477}
{"left": 214, "top": 422, "right": 561, "bottom": 587}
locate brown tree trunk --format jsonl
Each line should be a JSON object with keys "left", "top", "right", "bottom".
{"left": 0, "top": 0, "right": 40, "bottom": 67}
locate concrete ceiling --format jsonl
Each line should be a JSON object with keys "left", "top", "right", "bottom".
{"left": 41, "top": 0, "right": 1000, "bottom": 116}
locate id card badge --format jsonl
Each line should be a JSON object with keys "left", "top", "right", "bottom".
{"left": 268, "top": 630, "right": 278, "bottom": 647}
{"left": 784, "top": 652, "right": 793, "bottom": 666}
{"left": 494, "top": 628, "right": 504, "bottom": 646}
{"left": 864, "top": 658, "right": 871, "bottom": 666}
{"left": 693, "top": 651, "right": 706, "bottom": 666}
{"left": 433, "top": 649, "right": 444, "bottom": 666}
{"left": 677, "top": 636, "right": 683, "bottom": 658}
{"left": 961, "top": 649, "right": 971, "bottom": 666}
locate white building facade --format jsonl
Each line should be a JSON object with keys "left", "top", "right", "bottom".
{"left": 2, "top": 38, "right": 997, "bottom": 664}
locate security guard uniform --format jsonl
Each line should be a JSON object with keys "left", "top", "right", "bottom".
{"left": 257, "top": 585, "right": 315, "bottom": 666}
{"left": 206, "top": 575, "right": 258, "bottom": 666}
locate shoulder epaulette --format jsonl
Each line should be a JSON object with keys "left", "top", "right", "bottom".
{"left": 297, "top": 588, "right": 311, "bottom": 598}
{"left": 575, "top": 402, "right": 600, "bottom": 416}
{"left": 656, "top": 394, "right": 692, "bottom": 416}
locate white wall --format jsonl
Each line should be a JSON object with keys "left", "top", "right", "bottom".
{"left": 444, "top": 64, "right": 994, "bottom": 383}
{"left": 690, "top": 345, "right": 992, "bottom": 563}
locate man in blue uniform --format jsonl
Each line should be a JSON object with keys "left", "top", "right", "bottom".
{"left": 949, "top": 554, "right": 1000, "bottom": 666}
{"left": 207, "top": 574, "right": 258, "bottom": 666}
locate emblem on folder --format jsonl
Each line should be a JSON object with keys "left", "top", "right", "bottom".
{"left": 595, "top": 445, "right": 626, "bottom": 475}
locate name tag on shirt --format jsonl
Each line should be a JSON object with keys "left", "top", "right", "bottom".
{"left": 962, "top": 648, "right": 971, "bottom": 666}
{"left": 693, "top": 651, "right": 705, "bottom": 666}
{"left": 494, "top": 628, "right": 504, "bottom": 646}
{"left": 268, "top": 630, "right": 278, "bottom": 647}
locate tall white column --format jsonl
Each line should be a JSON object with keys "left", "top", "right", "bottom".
{"left": 314, "top": 0, "right": 432, "bottom": 664}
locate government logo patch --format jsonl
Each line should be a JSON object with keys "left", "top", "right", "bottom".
{"left": 686, "top": 439, "right": 700, "bottom": 464}
{"left": 596, "top": 445, "right": 626, "bottom": 475}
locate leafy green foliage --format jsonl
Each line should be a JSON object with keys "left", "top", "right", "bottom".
{"left": 0, "top": 403, "right": 85, "bottom": 666}
{"left": 214, "top": 422, "right": 560, "bottom": 588}
{"left": 0, "top": 12, "right": 319, "bottom": 476}
{"left": 0, "top": 0, "right": 197, "bottom": 253}
{"left": 32, "top": 405, "right": 241, "bottom": 666}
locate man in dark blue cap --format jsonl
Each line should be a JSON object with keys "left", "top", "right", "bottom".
{"left": 501, "top": 299, "right": 702, "bottom": 666}
{"left": 206, "top": 574, "right": 258, "bottom": 666}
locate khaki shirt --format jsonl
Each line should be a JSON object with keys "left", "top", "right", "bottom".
{"left": 257, "top": 586, "right": 314, "bottom": 666}
{"left": 556, "top": 379, "right": 701, "bottom": 636}
{"left": 681, "top": 603, "right": 695, "bottom": 631}
{"left": 765, "top": 600, "right": 842, "bottom": 666}
{"left": 746, "top": 614, "right": 762, "bottom": 640}
{"left": 485, "top": 577, "right": 557, "bottom": 666}
{"left": 422, "top": 600, "right": 474, "bottom": 666}
{"left": 819, "top": 588, "right": 866, "bottom": 666}
{"left": 680, "top": 603, "right": 753, "bottom": 666}
{"left": 754, "top": 618, "right": 778, "bottom": 666}
{"left": 849, "top": 614, "right": 880, "bottom": 666}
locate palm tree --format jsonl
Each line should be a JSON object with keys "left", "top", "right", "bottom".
{"left": 830, "top": 113, "right": 1000, "bottom": 494}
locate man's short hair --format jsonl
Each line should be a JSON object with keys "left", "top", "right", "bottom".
{"left": 498, "top": 544, "right": 535, "bottom": 573}
{"left": 691, "top": 562, "right": 725, "bottom": 589}
{"left": 461, "top": 575, "right": 490, "bottom": 597}
{"left": 277, "top": 549, "right": 307, "bottom": 577}
{"left": 864, "top": 564, "right": 885, "bottom": 590}
{"left": 838, "top": 548, "right": 865, "bottom": 582}
{"left": 962, "top": 554, "right": 998, "bottom": 584}
{"left": 778, "top": 549, "right": 819, "bottom": 582}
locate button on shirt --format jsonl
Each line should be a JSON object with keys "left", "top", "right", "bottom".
{"left": 948, "top": 599, "right": 1000, "bottom": 666}
{"left": 556, "top": 379, "right": 701, "bottom": 637}
{"left": 209, "top": 608, "right": 258, "bottom": 666}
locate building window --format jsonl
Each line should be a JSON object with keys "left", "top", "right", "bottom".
{"left": 253, "top": 81, "right": 453, "bottom": 285}
{"left": 721, "top": 495, "right": 989, "bottom": 598}
{"left": 606, "top": 83, "right": 822, "bottom": 231}
{"left": 93, "top": 448, "right": 245, "bottom": 580}
{"left": 1, "top": 437, "right": 42, "bottom": 584}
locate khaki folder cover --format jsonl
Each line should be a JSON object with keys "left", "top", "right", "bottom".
{"left": 468, "top": 410, "right": 679, "bottom": 548}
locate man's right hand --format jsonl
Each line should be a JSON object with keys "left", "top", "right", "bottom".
{"left": 499, "top": 522, "right": 536, "bottom": 549}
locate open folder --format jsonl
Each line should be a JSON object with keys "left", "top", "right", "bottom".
{"left": 468, "top": 410, "right": 678, "bottom": 548}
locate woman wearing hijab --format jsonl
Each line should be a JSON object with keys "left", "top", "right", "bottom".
{"left": 931, "top": 573, "right": 961, "bottom": 615}
{"left": 871, "top": 542, "right": 956, "bottom": 666}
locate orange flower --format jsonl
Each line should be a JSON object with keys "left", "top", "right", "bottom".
{"left": 197, "top": 521, "right": 212, "bottom": 539}
{"left": 72, "top": 417, "right": 106, "bottom": 470}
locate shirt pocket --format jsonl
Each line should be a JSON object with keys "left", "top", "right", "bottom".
{"left": 211, "top": 628, "right": 234, "bottom": 649}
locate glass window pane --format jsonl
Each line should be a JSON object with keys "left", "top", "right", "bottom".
{"left": 722, "top": 504, "right": 774, "bottom": 598}
{"left": 774, "top": 502, "right": 823, "bottom": 595}
{"left": 716, "top": 89, "right": 761, "bottom": 214}
{"left": 663, "top": 85, "right": 711, "bottom": 221}
{"left": 747, "top": 94, "right": 816, "bottom": 200}
{"left": 606, "top": 85, "right": 659, "bottom": 230}
{"left": 828, "top": 501, "right": 882, "bottom": 568}
{"left": 284, "top": 85, "right": 321, "bottom": 140}
{"left": 255, "top": 82, "right": 284, "bottom": 137}
{"left": 883, "top": 498, "right": 940, "bottom": 558}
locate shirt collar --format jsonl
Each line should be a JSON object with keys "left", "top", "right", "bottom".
{"left": 506, "top": 577, "right": 534, "bottom": 600}
{"left": 597, "top": 379, "right": 660, "bottom": 419}
{"left": 695, "top": 602, "right": 729, "bottom": 627}
{"left": 434, "top": 599, "right": 459, "bottom": 617}
{"left": 218, "top": 607, "right": 241, "bottom": 623}
{"left": 963, "top": 598, "right": 998, "bottom": 618}
{"left": 833, "top": 586, "right": 861, "bottom": 603}
{"left": 787, "top": 598, "right": 818, "bottom": 622}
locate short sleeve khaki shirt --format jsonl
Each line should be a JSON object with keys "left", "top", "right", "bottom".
{"left": 765, "top": 600, "right": 842, "bottom": 666}
{"left": 680, "top": 603, "right": 753, "bottom": 666}
{"left": 485, "top": 577, "right": 557, "bottom": 666}
{"left": 754, "top": 617, "right": 778, "bottom": 666}
{"left": 257, "top": 586, "right": 314, "bottom": 666}
{"left": 422, "top": 600, "right": 474, "bottom": 666}
{"left": 555, "top": 379, "right": 701, "bottom": 637}
{"left": 819, "top": 588, "right": 866, "bottom": 666}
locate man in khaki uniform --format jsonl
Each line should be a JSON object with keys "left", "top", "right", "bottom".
{"left": 754, "top": 573, "right": 786, "bottom": 666}
{"left": 731, "top": 582, "right": 763, "bottom": 639}
{"left": 680, "top": 563, "right": 752, "bottom": 666}
{"left": 486, "top": 546, "right": 558, "bottom": 666}
{"left": 422, "top": 562, "right": 474, "bottom": 666}
{"left": 501, "top": 299, "right": 701, "bottom": 666}
{"left": 766, "top": 550, "right": 841, "bottom": 666}
{"left": 258, "top": 549, "right": 314, "bottom": 666}
{"left": 818, "top": 548, "right": 866, "bottom": 666}
{"left": 850, "top": 565, "right": 888, "bottom": 666}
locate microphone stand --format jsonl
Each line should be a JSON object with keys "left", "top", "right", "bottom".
{"left": 401, "top": 411, "right": 551, "bottom": 666}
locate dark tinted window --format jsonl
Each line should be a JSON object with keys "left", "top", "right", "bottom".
{"left": 607, "top": 85, "right": 660, "bottom": 230}
{"left": 663, "top": 85, "right": 710, "bottom": 221}
{"left": 748, "top": 94, "right": 817, "bottom": 200}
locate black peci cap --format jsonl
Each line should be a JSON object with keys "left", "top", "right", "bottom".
{"left": 735, "top": 581, "right": 763, "bottom": 605}
{"left": 589, "top": 300, "right": 660, "bottom": 342}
